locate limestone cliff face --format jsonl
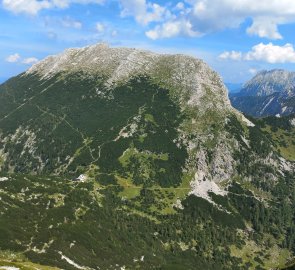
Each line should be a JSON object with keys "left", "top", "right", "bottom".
{"left": 27, "top": 43, "right": 232, "bottom": 113}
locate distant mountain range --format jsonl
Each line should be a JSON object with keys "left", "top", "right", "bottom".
{"left": 230, "top": 69, "right": 295, "bottom": 117}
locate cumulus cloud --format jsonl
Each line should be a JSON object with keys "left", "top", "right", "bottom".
{"left": 95, "top": 22, "right": 105, "bottom": 33}
{"left": 5, "top": 53, "right": 21, "bottom": 63}
{"left": 218, "top": 51, "right": 242, "bottom": 61}
{"left": 175, "top": 2, "right": 185, "bottom": 10}
{"left": 219, "top": 43, "right": 295, "bottom": 64}
{"left": 144, "top": 0, "right": 295, "bottom": 39}
{"left": 246, "top": 18, "right": 282, "bottom": 40}
{"left": 249, "top": 68, "right": 258, "bottom": 75}
{"left": 245, "top": 43, "right": 295, "bottom": 63}
{"left": 119, "top": 0, "right": 169, "bottom": 25}
{"left": 2, "top": 0, "right": 50, "bottom": 15}
{"left": 5, "top": 53, "right": 38, "bottom": 65}
{"left": 22, "top": 57, "right": 39, "bottom": 64}
{"left": 4, "top": 0, "right": 295, "bottom": 40}
{"left": 2, "top": 0, "right": 104, "bottom": 15}
{"left": 61, "top": 16, "right": 82, "bottom": 29}
{"left": 146, "top": 20, "right": 201, "bottom": 39}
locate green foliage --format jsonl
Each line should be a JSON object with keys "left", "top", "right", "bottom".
{"left": 248, "top": 126, "right": 272, "bottom": 158}
{"left": 251, "top": 114, "right": 295, "bottom": 160}
{"left": 0, "top": 174, "right": 247, "bottom": 269}
{"left": 0, "top": 74, "right": 187, "bottom": 188}
{"left": 0, "top": 72, "right": 294, "bottom": 270}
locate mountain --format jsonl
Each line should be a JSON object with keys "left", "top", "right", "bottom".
{"left": 239, "top": 70, "right": 295, "bottom": 97}
{"left": 0, "top": 44, "right": 294, "bottom": 270}
{"left": 230, "top": 69, "right": 295, "bottom": 117}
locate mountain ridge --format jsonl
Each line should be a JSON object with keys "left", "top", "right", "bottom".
{"left": 26, "top": 43, "right": 232, "bottom": 113}
{"left": 230, "top": 69, "right": 295, "bottom": 117}
{"left": 240, "top": 69, "right": 295, "bottom": 97}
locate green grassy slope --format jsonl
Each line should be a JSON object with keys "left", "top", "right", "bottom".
{"left": 251, "top": 114, "right": 295, "bottom": 161}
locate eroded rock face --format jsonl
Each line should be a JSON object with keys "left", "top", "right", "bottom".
{"left": 0, "top": 126, "right": 44, "bottom": 173}
{"left": 26, "top": 43, "right": 231, "bottom": 113}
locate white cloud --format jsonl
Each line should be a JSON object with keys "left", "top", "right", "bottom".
{"left": 218, "top": 51, "right": 242, "bottom": 61}
{"left": 143, "top": 0, "right": 295, "bottom": 39}
{"left": 2, "top": 0, "right": 51, "bottom": 15}
{"left": 2, "top": 0, "right": 104, "bottom": 15}
{"left": 175, "top": 2, "right": 185, "bottom": 10}
{"left": 61, "top": 16, "right": 82, "bottom": 29}
{"left": 22, "top": 57, "right": 39, "bottom": 64}
{"left": 5, "top": 53, "right": 21, "bottom": 63}
{"left": 95, "top": 22, "right": 105, "bottom": 33}
{"left": 219, "top": 43, "right": 295, "bottom": 64}
{"left": 246, "top": 18, "right": 282, "bottom": 40}
{"left": 146, "top": 20, "right": 201, "bottom": 39}
{"left": 189, "top": 0, "right": 295, "bottom": 39}
{"left": 249, "top": 68, "right": 258, "bottom": 75}
{"left": 5, "top": 53, "right": 38, "bottom": 65}
{"left": 119, "top": 0, "right": 169, "bottom": 25}
{"left": 4, "top": 0, "right": 295, "bottom": 40}
{"left": 245, "top": 43, "right": 295, "bottom": 63}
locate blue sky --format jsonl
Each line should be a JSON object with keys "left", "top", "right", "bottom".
{"left": 1, "top": 0, "right": 295, "bottom": 84}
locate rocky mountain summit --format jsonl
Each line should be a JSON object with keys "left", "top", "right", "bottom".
{"left": 27, "top": 43, "right": 232, "bottom": 112}
{"left": 230, "top": 69, "right": 295, "bottom": 117}
{"left": 0, "top": 44, "right": 294, "bottom": 269}
{"left": 241, "top": 69, "right": 295, "bottom": 97}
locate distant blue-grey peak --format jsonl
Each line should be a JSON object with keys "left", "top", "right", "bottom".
{"left": 241, "top": 69, "right": 295, "bottom": 97}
